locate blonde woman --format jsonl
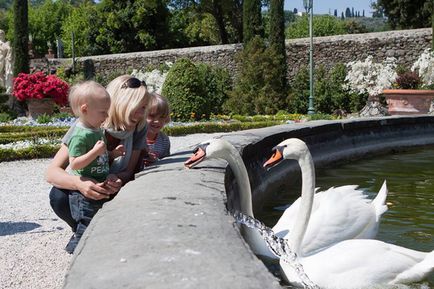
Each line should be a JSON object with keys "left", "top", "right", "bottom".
{"left": 46, "top": 75, "right": 149, "bottom": 253}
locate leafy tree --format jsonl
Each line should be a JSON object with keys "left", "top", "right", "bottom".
{"left": 286, "top": 15, "right": 346, "bottom": 39}
{"left": 9, "top": 0, "right": 73, "bottom": 58}
{"left": 96, "top": 0, "right": 170, "bottom": 53}
{"left": 243, "top": 0, "right": 263, "bottom": 42}
{"left": 12, "top": 0, "right": 29, "bottom": 75}
{"left": 61, "top": 2, "right": 101, "bottom": 57}
{"left": 373, "top": 0, "right": 432, "bottom": 29}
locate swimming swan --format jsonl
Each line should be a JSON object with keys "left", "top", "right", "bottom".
{"left": 264, "top": 138, "right": 434, "bottom": 288}
{"left": 184, "top": 138, "right": 388, "bottom": 260}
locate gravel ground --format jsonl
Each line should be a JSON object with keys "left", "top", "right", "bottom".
{"left": 0, "top": 133, "right": 223, "bottom": 289}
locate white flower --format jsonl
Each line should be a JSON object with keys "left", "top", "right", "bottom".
{"left": 344, "top": 56, "right": 397, "bottom": 97}
{"left": 131, "top": 62, "right": 172, "bottom": 94}
{"left": 411, "top": 48, "right": 434, "bottom": 86}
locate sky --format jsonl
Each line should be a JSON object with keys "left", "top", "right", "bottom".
{"left": 284, "top": 0, "right": 375, "bottom": 17}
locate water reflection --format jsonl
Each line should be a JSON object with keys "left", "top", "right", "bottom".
{"left": 258, "top": 146, "right": 434, "bottom": 287}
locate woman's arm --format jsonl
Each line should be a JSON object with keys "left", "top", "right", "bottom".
{"left": 45, "top": 144, "right": 119, "bottom": 200}
{"left": 115, "top": 149, "right": 142, "bottom": 184}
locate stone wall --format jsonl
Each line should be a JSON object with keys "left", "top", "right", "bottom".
{"left": 37, "top": 28, "right": 432, "bottom": 81}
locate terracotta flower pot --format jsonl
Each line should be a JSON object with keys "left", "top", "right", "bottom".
{"left": 27, "top": 98, "right": 55, "bottom": 119}
{"left": 383, "top": 89, "right": 434, "bottom": 115}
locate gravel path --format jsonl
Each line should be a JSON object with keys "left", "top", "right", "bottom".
{"left": 0, "top": 133, "right": 223, "bottom": 289}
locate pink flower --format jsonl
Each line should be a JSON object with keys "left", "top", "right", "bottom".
{"left": 12, "top": 72, "right": 69, "bottom": 106}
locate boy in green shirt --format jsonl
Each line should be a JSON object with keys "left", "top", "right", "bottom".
{"left": 65, "top": 81, "right": 119, "bottom": 253}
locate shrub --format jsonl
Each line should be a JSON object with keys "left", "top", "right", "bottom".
{"left": 224, "top": 36, "right": 287, "bottom": 115}
{"left": 162, "top": 58, "right": 230, "bottom": 121}
{"left": 287, "top": 66, "right": 309, "bottom": 114}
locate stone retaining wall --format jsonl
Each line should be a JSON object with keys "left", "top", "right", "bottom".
{"left": 37, "top": 28, "right": 432, "bottom": 81}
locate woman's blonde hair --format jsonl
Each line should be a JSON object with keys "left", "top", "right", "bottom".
{"left": 104, "top": 75, "right": 150, "bottom": 131}
{"left": 147, "top": 92, "right": 171, "bottom": 124}
{"left": 68, "top": 81, "right": 109, "bottom": 117}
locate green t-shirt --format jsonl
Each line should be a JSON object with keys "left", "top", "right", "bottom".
{"left": 68, "top": 124, "right": 109, "bottom": 183}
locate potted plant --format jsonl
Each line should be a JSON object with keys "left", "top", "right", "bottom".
{"left": 383, "top": 69, "right": 434, "bottom": 115}
{"left": 12, "top": 71, "right": 69, "bottom": 119}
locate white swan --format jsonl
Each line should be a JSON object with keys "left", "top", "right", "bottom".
{"left": 184, "top": 138, "right": 388, "bottom": 260}
{"left": 265, "top": 138, "right": 434, "bottom": 288}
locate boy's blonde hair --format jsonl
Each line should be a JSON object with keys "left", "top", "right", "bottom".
{"left": 104, "top": 75, "right": 150, "bottom": 131}
{"left": 68, "top": 81, "right": 109, "bottom": 117}
{"left": 147, "top": 92, "right": 171, "bottom": 124}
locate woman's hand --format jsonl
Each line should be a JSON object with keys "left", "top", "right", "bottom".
{"left": 103, "top": 174, "right": 123, "bottom": 193}
{"left": 76, "top": 177, "right": 111, "bottom": 200}
{"left": 76, "top": 175, "right": 122, "bottom": 200}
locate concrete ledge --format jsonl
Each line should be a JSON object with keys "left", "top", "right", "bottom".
{"left": 63, "top": 116, "right": 434, "bottom": 289}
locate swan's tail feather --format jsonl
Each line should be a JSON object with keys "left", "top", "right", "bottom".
{"left": 372, "top": 180, "right": 388, "bottom": 221}
{"left": 391, "top": 250, "right": 434, "bottom": 284}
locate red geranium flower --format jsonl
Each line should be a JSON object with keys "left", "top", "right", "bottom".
{"left": 12, "top": 72, "right": 69, "bottom": 106}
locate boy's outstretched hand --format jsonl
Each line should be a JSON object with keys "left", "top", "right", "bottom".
{"left": 111, "top": 144, "right": 126, "bottom": 158}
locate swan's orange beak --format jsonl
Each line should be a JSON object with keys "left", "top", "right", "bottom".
{"left": 184, "top": 147, "right": 206, "bottom": 169}
{"left": 263, "top": 148, "right": 283, "bottom": 169}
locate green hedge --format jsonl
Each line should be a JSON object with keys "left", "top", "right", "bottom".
{"left": 0, "top": 129, "right": 68, "bottom": 144}
{"left": 0, "top": 145, "right": 60, "bottom": 162}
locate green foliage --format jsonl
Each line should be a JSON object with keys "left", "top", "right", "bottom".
{"left": 161, "top": 58, "right": 230, "bottom": 121}
{"left": 0, "top": 144, "right": 59, "bottom": 162}
{"left": 12, "top": 0, "right": 29, "bottom": 75}
{"left": 314, "top": 64, "right": 351, "bottom": 114}
{"left": 268, "top": 0, "right": 287, "bottom": 96}
{"left": 288, "top": 63, "right": 362, "bottom": 114}
{"left": 225, "top": 36, "right": 288, "bottom": 115}
{"left": 307, "top": 113, "right": 335, "bottom": 121}
{"left": 0, "top": 127, "right": 67, "bottom": 144}
{"left": 61, "top": 2, "right": 100, "bottom": 57}
{"left": 197, "top": 63, "right": 231, "bottom": 115}
{"left": 36, "top": 113, "right": 52, "bottom": 124}
{"left": 182, "top": 12, "right": 220, "bottom": 45}
{"left": 286, "top": 15, "right": 346, "bottom": 38}
{"left": 344, "top": 20, "right": 368, "bottom": 34}
{"left": 162, "top": 120, "right": 283, "bottom": 136}
{"left": 28, "top": 0, "right": 72, "bottom": 57}
{"left": 96, "top": 0, "right": 171, "bottom": 53}
{"left": 0, "top": 112, "right": 11, "bottom": 122}
{"left": 287, "top": 66, "right": 309, "bottom": 114}
{"left": 374, "top": 0, "right": 432, "bottom": 29}
{"left": 243, "top": 0, "right": 263, "bottom": 42}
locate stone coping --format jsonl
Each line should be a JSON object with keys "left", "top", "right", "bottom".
{"left": 63, "top": 115, "right": 434, "bottom": 289}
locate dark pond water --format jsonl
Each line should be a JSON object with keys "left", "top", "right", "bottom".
{"left": 258, "top": 146, "right": 434, "bottom": 288}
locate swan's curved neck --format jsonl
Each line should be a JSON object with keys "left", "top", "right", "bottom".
{"left": 289, "top": 151, "right": 315, "bottom": 256}
{"left": 224, "top": 145, "right": 254, "bottom": 217}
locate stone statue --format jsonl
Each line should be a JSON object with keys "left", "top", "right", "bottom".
{"left": 0, "top": 30, "right": 13, "bottom": 93}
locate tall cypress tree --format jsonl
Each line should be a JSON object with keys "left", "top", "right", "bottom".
{"left": 269, "top": 0, "right": 287, "bottom": 95}
{"left": 243, "top": 0, "right": 263, "bottom": 43}
{"left": 13, "top": 0, "right": 29, "bottom": 76}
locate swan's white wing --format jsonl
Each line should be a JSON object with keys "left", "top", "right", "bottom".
{"left": 273, "top": 185, "right": 380, "bottom": 255}
{"left": 281, "top": 239, "right": 432, "bottom": 289}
